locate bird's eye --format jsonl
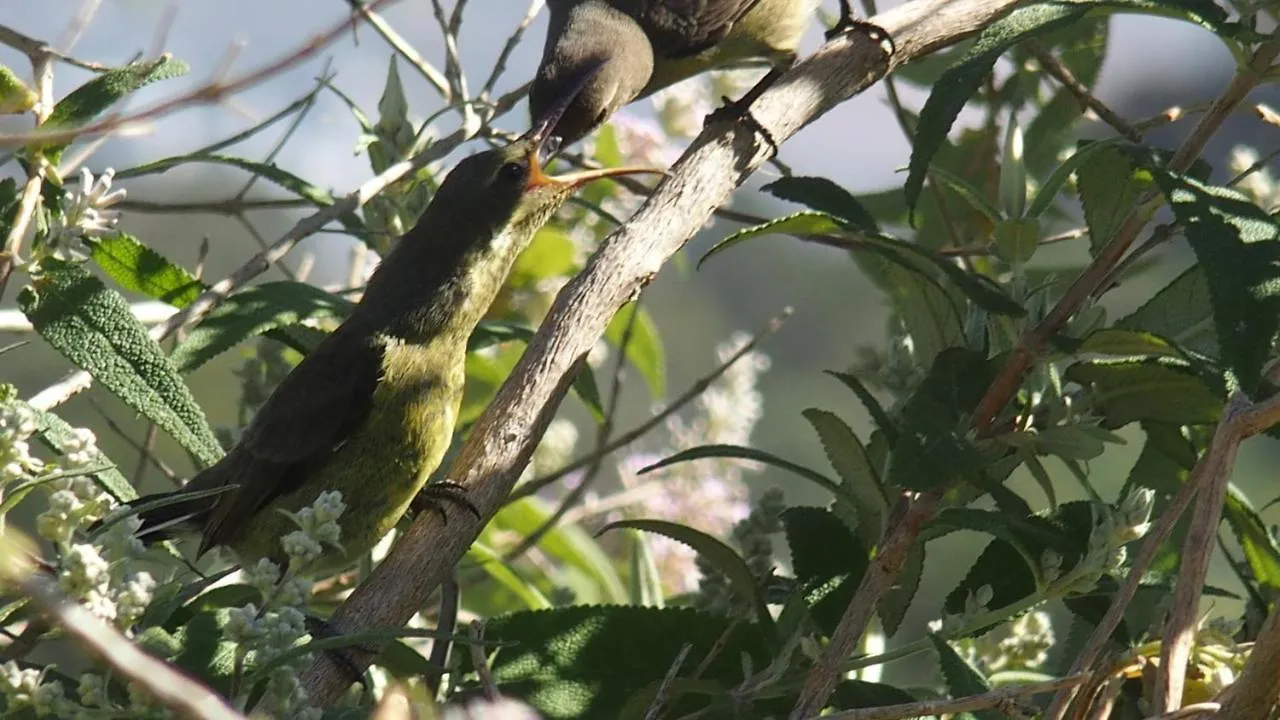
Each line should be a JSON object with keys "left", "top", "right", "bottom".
{"left": 498, "top": 161, "right": 526, "bottom": 183}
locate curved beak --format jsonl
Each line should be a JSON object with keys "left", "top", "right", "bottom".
{"left": 521, "top": 57, "right": 665, "bottom": 190}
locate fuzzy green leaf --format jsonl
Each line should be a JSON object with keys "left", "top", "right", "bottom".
{"left": 1065, "top": 359, "right": 1223, "bottom": 429}
{"left": 783, "top": 506, "right": 868, "bottom": 638}
{"left": 802, "top": 409, "right": 885, "bottom": 551}
{"left": 1153, "top": 172, "right": 1280, "bottom": 394}
{"left": 930, "top": 634, "right": 1001, "bottom": 720}
{"left": 1078, "top": 145, "right": 1152, "bottom": 254}
{"left": 19, "top": 261, "right": 222, "bottom": 466}
{"left": 88, "top": 233, "right": 202, "bottom": 307}
{"left": 1223, "top": 486, "right": 1280, "bottom": 595}
{"left": 762, "top": 176, "right": 879, "bottom": 234}
{"left": 640, "top": 444, "right": 842, "bottom": 500}
{"left": 699, "top": 211, "right": 845, "bottom": 267}
{"left": 888, "top": 348, "right": 993, "bottom": 490}
{"left": 1118, "top": 266, "right": 1218, "bottom": 358}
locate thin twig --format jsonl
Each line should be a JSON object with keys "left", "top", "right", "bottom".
{"left": 644, "top": 643, "right": 692, "bottom": 720}
{"left": 970, "top": 36, "right": 1280, "bottom": 437}
{"left": 1028, "top": 41, "right": 1141, "bottom": 142}
{"left": 1142, "top": 703, "right": 1221, "bottom": 720}
{"left": 0, "top": 0, "right": 402, "bottom": 149}
{"left": 479, "top": 0, "right": 545, "bottom": 102}
{"left": 468, "top": 620, "right": 499, "bottom": 701}
{"left": 347, "top": 0, "right": 452, "bottom": 99}
{"left": 1045, "top": 388, "right": 1280, "bottom": 719}
{"left": 818, "top": 673, "right": 1089, "bottom": 720}
{"left": 0, "top": 24, "right": 110, "bottom": 71}
{"left": 507, "top": 307, "right": 792, "bottom": 504}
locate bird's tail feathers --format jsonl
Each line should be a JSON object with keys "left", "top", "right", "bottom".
{"left": 101, "top": 485, "right": 238, "bottom": 544}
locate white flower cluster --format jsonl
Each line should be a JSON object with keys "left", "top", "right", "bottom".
{"left": 0, "top": 398, "right": 43, "bottom": 485}
{"left": 957, "top": 610, "right": 1056, "bottom": 673}
{"left": 223, "top": 491, "right": 347, "bottom": 719}
{"left": 42, "top": 168, "right": 126, "bottom": 262}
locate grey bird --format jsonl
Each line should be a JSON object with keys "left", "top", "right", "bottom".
{"left": 530, "top": 0, "right": 866, "bottom": 146}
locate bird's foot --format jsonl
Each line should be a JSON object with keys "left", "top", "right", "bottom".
{"left": 703, "top": 63, "right": 792, "bottom": 155}
{"left": 410, "top": 480, "right": 482, "bottom": 524}
{"left": 305, "top": 616, "right": 371, "bottom": 690}
{"left": 826, "top": 1, "right": 895, "bottom": 54}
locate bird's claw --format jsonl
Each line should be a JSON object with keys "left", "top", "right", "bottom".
{"left": 826, "top": 2, "right": 895, "bottom": 55}
{"left": 705, "top": 94, "right": 781, "bottom": 155}
{"left": 410, "top": 480, "right": 481, "bottom": 524}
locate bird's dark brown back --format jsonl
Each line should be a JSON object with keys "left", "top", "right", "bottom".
{"left": 626, "top": 0, "right": 765, "bottom": 58}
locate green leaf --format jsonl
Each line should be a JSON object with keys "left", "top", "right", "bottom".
{"left": 88, "top": 234, "right": 202, "bottom": 307}
{"left": 640, "top": 444, "right": 843, "bottom": 500}
{"left": 464, "top": 606, "right": 769, "bottom": 719}
{"left": 605, "top": 302, "right": 665, "bottom": 398}
{"left": 994, "top": 218, "right": 1040, "bottom": 265}
{"left": 762, "top": 176, "right": 878, "bottom": 233}
{"left": 906, "top": 3, "right": 1084, "bottom": 216}
{"left": 19, "top": 261, "right": 222, "bottom": 466}
{"left": 1223, "top": 486, "right": 1280, "bottom": 595}
{"left": 888, "top": 348, "right": 993, "bottom": 490}
{"left": 1077, "top": 328, "right": 1187, "bottom": 359}
{"left": 929, "top": 164, "right": 1003, "bottom": 223}
{"left": 25, "top": 401, "right": 135, "bottom": 503}
{"left": 1153, "top": 172, "right": 1280, "bottom": 394}
{"left": 597, "top": 519, "right": 772, "bottom": 631}
{"left": 40, "top": 55, "right": 189, "bottom": 160}
{"left": 801, "top": 409, "right": 885, "bottom": 551}
{"left": 783, "top": 506, "right": 868, "bottom": 637}
{"left": 825, "top": 371, "right": 898, "bottom": 445}
{"left": 1023, "top": 19, "right": 1110, "bottom": 176}
{"left": 1026, "top": 137, "right": 1127, "bottom": 219}
{"left": 879, "top": 545, "right": 923, "bottom": 637}
{"left": 930, "top": 634, "right": 1001, "bottom": 720}
{"left": 1118, "top": 266, "right": 1217, "bottom": 358}
{"left": 492, "top": 496, "right": 627, "bottom": 603}
{"left": 0, "top": 64, "right": 37, "bottom": 114}
{"left": 467, "top": 541, "right": 552, "bottom": 610}
{"left": 1078, "top": 145, "right": 1151, "bottom": 255}
{"left": 169, "top": 281, "right": 355, "bottom": 373}
{"left": 1065, "top": 358, "right": 1223, "bottom": 429}
{"left": 699, "top": 211, "right": 845, "bottom": 268}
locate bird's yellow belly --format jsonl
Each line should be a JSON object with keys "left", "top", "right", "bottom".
{"left": 233, "top": 363, "right": 462, "bottom": 571}
{"left": 641, "top": 0, "right": 819, "bottom": 97}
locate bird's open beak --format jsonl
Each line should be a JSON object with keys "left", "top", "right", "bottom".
{"left": 521, "top": 57, "right": 665, "bottom": 189}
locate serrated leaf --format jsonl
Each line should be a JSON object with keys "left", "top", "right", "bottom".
{"left": 906, "top": 3, "right": 1085, "bottom": 216}
{"left": 39, "top": 55, "right": 189, "bottom": 160}
{"left": 1118, "top": 266, "right": 1217, "bottom": 357}
{"left": 699, "top": 211, "right": 845, "bottom": 268}
{"left": 762, "top": 176, "right": 878, "bottom": 234}
{"left": 888, "top": 348, "right": 993, "bottom": 491}
{"left": 598, "top": 519, "right": 772, "bottom": 630}
{"left": 783, "top": 506, "right": 868, "bottom": 637}
{"left": 464, "top": 606, "right": 769, "bottom": 719}
{"left": 879, "top": 544, "right": 923, "bottom": 637}
{"left": 640, "top": 444, "right": 843, "bottom": 500}
{"left": 88, "top": 234, "right": 202, "bottom": 307}
{"left": 1078, "top": 328, "right": 1185, "bottom": 359}
{"left": 825, "top": 371, "right": 898, "bottom": 444}
{"left": 930, "top": 634, "right": 1001, "bottom": 720}
{"left": 169, "top": 281, "right": 355, "bottom": 373}
{"left": 1152, "top": 172, "right": 1280, "bottom": 394}
{"left": 1223, "top": 486, "right": 1280, "bottom": 595}
{"left": 605, "top": 302, "right": 664, "bottom": 398}
{"left": 1078, "top": 145, "right": 1151, "bottom": 255}
{"left": 1066, "top": 358, "right": 1223, "bottom": 429}
{"left": 19, "top": 261, "right": 222, "bottom": 466}
{"left": 802, "top": 409, "right": 885, "bottom": 550}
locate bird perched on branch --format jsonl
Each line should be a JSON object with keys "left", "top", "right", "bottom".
{"left": 125, "top": 64, "right": 663, "bottom": 572}
{"left": 530, "top": 0, "right": 869, "bottom": 146}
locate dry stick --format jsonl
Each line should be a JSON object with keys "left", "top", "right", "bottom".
{"left": 0, "top": 0, "right": 402, "bottom": 149}
{"left": 0, "top": 28, "right": 55, "bottom": 304}
{"left": 507, "top": 307, "right": 792, "bottom": 504}
{"left": 1216, "top": 591, "right": 1280, "bottom": 717}
{"left": 1027, "top": 41, "right": 1141, "bottom": 143}
{"left": 1045, "top": 389, "right": 1280, "bottom": 720}
{"left": 817, "top": 673, "right": 1088, "bottom": 720}
{"left": 0, "top": 556, "right": 245, "bottom": 720}
{"left": 24, "top": 106, "right": 514, "bottom": 411}
{"left": 1144, "top": 703, "right": 1221, "bottom": 720}
{"left": 970, "top": 36, "right": 1280, "bottom": 439}
{"left": 299, "top": 0, "right": 1023, "bottom": 707}
{"left": 1154, "top": 399, "right": 1243, "bottom": 715}
{"left": 789, "top": 491, "right": 939, "bottom": 718}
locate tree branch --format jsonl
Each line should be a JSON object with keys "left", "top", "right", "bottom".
{"left": 298, "top": 0, "right": 1027, "bottom": 707}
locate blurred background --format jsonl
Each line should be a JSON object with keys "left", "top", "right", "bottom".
{"left": 1, "top": 0, "right": 1277, "bottom": 680}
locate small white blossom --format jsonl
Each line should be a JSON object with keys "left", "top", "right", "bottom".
{"left": 58, "top": 544, "right": 110, "bottom": 597}
{"left": 225, "top": 604, "right": 262, "bottom": 643}
{"left": 115, "top": 572, "right": 156, "bottom": 628}
{"left": 281, "top": 530, "right": 324, "bottom": 566}
{"left": 59, "top": 428, "right": 99, "bottom": 469}
{"left": 43, "top": 168, "right": 127, "bottom": 261}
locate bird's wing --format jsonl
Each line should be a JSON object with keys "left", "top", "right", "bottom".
{"left": 197, "top": 325, "right": 384, "bottom": 552}
{"left": 633, "top": 0, "right": 764, "bottom": 58}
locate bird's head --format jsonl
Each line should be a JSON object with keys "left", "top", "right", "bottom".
{"left": 430, "top": 60, "right": 663, "bottom": 242}
{"left": 529, "top": 0, "right": 654, "bottom": 146}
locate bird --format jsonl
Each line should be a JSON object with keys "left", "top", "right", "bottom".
{"left": 529, "top": 0, "right": 868, "bottom": 147}
{"left": 125, "top": 66, "right": 663, "bottom": 573}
